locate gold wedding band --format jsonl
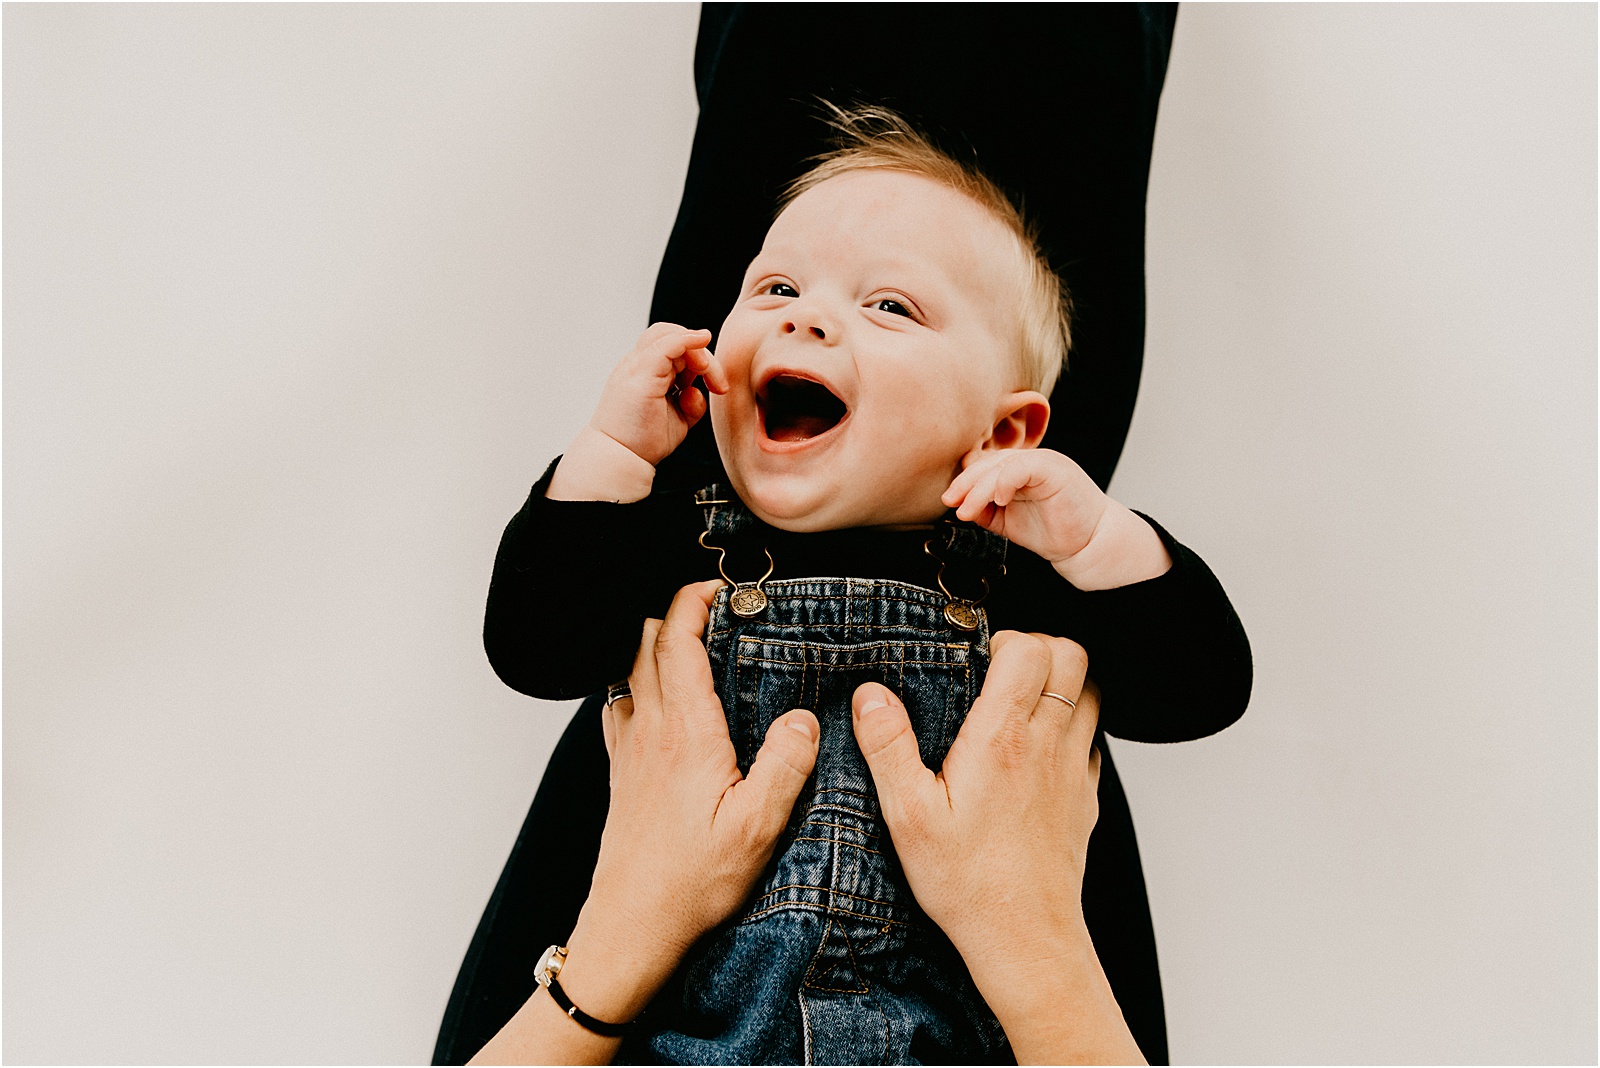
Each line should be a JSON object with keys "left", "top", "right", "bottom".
{"left": 1039, "top": 690, "right": 1077, "bottom": 710}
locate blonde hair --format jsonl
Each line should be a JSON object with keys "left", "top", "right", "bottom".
{"left": 779, "top": 103, "right": 1071, "bottom": 396}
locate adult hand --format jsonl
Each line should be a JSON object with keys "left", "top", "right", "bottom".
{"left": 471, "top": 581, "right": 819, "bottom": 1065}
{"left": 851, "top": 632, "right": 1145, "bottom": 1065}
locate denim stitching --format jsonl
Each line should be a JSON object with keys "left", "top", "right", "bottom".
{"left": 738, "top": 899, "right": 910, "bottom": 928}
{"left": 804, "top": 640, "right": 817, "bottom": 716}
{"left": 811, "top": 787, "right": 876, "bottom": 803}
{"left": 802, "top": 917, "right": 870, "bottom": 994}
{"left": 799, "top": 818, "right": 881, "bottom": 838}
{"left": 804, "top": 807, "right": 874, "bottom": 824}
{"left": 798, "top": 989, "right": 814, "bottom": 1066}
{"left": 739, "top": 635, "right": 973, "bottom": 651}
{"left": 758, "top": 586, "right": 947, "bottom": 601}
{"left": 790, "top": 834, "right": 883, "bottom": 857}
{"left": 750, "top": 884, "right": 908, "bottom": 912}
{"left": 733, "top": 654, "right": 971, "bottom": 669}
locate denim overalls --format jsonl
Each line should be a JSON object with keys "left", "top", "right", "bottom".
{"left": 625, "top": 487, "right": 1013, "bottom": 1066}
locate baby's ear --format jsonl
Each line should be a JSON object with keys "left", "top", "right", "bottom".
{"left": 982, "top": 390, "right": 1050, "bottom": 453}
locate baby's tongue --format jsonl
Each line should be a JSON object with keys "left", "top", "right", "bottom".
{"left": 768, "top": 412, "right": 836, "bottom": 442}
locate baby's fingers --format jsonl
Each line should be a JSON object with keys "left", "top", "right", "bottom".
{"left": 684, "top": 346, "right": 729, "bottom": 395}
{"left": 954, "top": 464, "right": 1005, "bottom": 522}
{"left": 636, "top": 321, "right": 691, "bottom": 346}
{"left": 941, "top": 452, "right": 1001, "bottom": 507}
{"left": 636, "top": 328, "right": 713, "bottom": 380}
{"left": 676, "top": 383, "right": 708, "bottom": 423}
{"left": 989, "top": 454, "right": 1042, "bottom": 508}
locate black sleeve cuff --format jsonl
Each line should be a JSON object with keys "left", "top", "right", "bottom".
{"left": 1071, "top": 511, "right": 1254, "bottom": 743}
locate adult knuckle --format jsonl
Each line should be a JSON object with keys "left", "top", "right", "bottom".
{"left": 887, "top": 796, "right": 928, "bottom": 841}
{"left": 1076, "top": 679, "right": 1103, "bottom": 725}
{"left": 1052, "top": 637, "right": 1089, "bottom": 677}
{"left": 655, "top": 618, "right": 687, "bottom": 655}
{"left": 1014, "top": 634, "right": 1052, "bottom": 675}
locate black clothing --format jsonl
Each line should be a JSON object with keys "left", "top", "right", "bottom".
{"left": 434, "top": 692, "right": 611, "bottom": 1068}
{"left": 484, "top": 462, "right": 1251, "bottom": 745}
{"left": 437, "top": 5, "right": 1208, "bottom": 1064}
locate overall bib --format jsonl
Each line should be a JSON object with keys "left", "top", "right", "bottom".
{"left": 626, "top": 487, "right": 1012, "bottom": 1065}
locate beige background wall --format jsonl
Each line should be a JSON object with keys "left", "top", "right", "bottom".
{"left": 5, "top": 4, "right": 1593, "bottom": 1064}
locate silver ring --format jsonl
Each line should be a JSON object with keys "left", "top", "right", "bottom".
{"left": 1039, "top": 690, "right": 1077, "bottom": 710}
{"left": 604, "top": 680, "right": 632, "bottom": 708}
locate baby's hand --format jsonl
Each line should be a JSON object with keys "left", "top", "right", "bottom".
{"left": 548, "top": 324, "right": 729, "bottom": 502}
{"left": 590, "top": 323, "right": 729, "bottom": 467}
{"left": 942, "top": 449, "right": 1172, "bottom": 590}
{"left": 943, "top": 449, "right": 1106, "bottom": 566}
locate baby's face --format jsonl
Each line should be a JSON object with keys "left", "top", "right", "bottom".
{"left": 711, "top": 170, "right": 1031, "bottom": 531}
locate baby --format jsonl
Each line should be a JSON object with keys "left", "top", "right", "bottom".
{"left": 488, "top": 108, "right": 1251, "bottom": 1063}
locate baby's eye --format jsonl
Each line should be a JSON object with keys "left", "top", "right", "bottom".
{"left": 766, "top": 282, "right": 798, "bottom": 298}
{"left": 874, "top": 298, "right": 914, "bottom": 318}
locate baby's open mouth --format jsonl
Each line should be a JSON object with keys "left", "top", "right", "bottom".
{"left": 758, "top": 374, "right": 848, "bottom": 443}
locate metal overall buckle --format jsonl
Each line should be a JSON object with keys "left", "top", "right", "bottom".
{"left": 696, "top": 497, "right": 774, "bottom": 618}
{"left": 923, "top": 524, "right": 994, "bottom": 632}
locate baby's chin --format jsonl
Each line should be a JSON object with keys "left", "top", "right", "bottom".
{"left": 730, "top": 472, "right": 945, "bottom": 533}
{"left": 733, "top": 478, "right": 847, "bottom": 532}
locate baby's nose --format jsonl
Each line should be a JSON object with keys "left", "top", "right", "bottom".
{"left": 781, "top": 322, "right": 827, "bottom": 340}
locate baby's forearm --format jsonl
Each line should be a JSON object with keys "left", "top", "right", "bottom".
{"left": 547, "top": 425, "right": 659, "bottom": 503}
{"left": 1052, "top": 499, "right": 1172, "bottom": 591}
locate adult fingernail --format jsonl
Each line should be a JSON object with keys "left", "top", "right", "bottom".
{"left": 856, "top": 693, "right": 890, "bottom": 718}
{"left": 784, "top": 710, "right": 817, "bottom": 740}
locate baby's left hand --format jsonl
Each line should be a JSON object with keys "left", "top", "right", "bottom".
{"left": 942, "top": 449, "right": 1106, "bottom": 566}
{"left": 942, "top": 449, "right": 1173, "bottom": 591}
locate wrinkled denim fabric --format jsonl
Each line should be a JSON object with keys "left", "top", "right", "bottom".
{"left": 624, "top": 490, "right": 1011, "bottom": 1065}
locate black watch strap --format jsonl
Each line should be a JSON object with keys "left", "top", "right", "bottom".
{"left": 546, "top": 974, "right": 630, "bottom": 1038}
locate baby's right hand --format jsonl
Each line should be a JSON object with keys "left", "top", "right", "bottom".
{"left": 590, "top": 323, "right": 728, "bottom": 468}
{"left": 547, "top": 324, "right": 728, "bottom": 502}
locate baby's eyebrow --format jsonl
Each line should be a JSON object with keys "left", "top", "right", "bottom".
{"left": 741, "top": 258, "right": 785, "bottom": 283}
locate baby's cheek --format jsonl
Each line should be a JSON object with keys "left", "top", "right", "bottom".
{"left": 706, "top": 394, "right": 741, "bottom": 471}
{"left": 707, "top": 388, "right": 747, "bottom": 430}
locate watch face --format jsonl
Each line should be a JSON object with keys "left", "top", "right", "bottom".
{"left": 535, "top": 944, "right": 565, "bottom": 985}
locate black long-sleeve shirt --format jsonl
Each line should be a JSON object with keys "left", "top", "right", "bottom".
{"left": 485, "top": 459, "right": 1251, "bottom": 744}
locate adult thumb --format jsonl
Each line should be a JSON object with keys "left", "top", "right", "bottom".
{"left": 728, "top": 709, "right": 820, "bottom": 844}
{"left": 851, "top": 683, "right": 936, "bottom": 823}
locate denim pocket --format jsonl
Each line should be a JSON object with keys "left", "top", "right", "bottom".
{"left": 729, "top": 634, "right": 977, "bottom": 779}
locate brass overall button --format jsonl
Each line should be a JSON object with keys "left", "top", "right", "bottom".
{"left": 943, "top": 601, "right": 980, "bottom": 631}
{"left": 730, "top": 585, "right": 769, "bottom": 618}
